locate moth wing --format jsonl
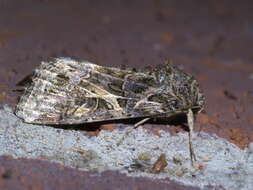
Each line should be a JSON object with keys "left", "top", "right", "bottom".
{"left": 15, "top": 58, "right": 100, "bottom": 124}
{"left": 15, "top": 58, "right": 168, "bottom": 125}
{"left": 16, "top": 58, "right": 203, "bottom": 125}
{"left": 16, "top": 73, "right": 33, "bottom": 87}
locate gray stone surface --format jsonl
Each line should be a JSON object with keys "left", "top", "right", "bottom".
{"left": 0, "top": 106, "right": 253, "bottom": 190}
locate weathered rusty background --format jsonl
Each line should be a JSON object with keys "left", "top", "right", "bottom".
{"left": 0, "top": 0, "right": 252, "bottom": 189}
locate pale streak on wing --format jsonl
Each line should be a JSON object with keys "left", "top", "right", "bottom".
{"left": 77, "top": 77, "right": 135, "bottom": 111}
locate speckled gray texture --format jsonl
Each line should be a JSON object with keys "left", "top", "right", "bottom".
{"left": 0, "top": 106, "right": 253, "bottom": 190}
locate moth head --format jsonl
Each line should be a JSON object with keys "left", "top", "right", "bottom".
{"left": 154, "top": 60, "right": 205, "bottom": 113}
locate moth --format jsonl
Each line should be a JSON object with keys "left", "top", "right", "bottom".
{"left": 15, "top": 57, "right": 205, "bottom": 165}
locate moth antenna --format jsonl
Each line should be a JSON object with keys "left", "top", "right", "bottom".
{"left": 187, "top": 109, "right": 197, "bottom": 166}
{"left": 117, "top": 118, "right": 150, "bottom": 146}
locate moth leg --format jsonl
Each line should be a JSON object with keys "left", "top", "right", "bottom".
{"left": 117, "top": 118, "right": 150, "bottom": 146}
{"left": 134, "top": 118, "right": 150, "bottom": 128}
{"left": 187, "top": 109, "right": 197, "bottom": 166}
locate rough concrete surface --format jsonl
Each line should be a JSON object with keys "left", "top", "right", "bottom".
{"left": 0, "top": 0, "right": 253, "bottom": 190}
{"left": 1, "top": 106, "right": 253, "bottom": 190}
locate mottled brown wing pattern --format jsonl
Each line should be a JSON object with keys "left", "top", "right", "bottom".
{"left": 15, "top": 57, "right": 204, "bottom": 125}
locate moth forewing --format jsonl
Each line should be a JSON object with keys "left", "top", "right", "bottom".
{"left": 15, "top": 57, "right": 205, "bottom": 165}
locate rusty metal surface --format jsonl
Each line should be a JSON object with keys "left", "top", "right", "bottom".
{"left": 0, "top": 156, "right": 202, "bottom": 190}
{"left": 0, "top": 0, "right": 252, "bottom": 189}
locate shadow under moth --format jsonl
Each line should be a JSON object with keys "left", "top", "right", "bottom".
{"left": 15, "top": 57, "right": 205, "bottom": 165}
